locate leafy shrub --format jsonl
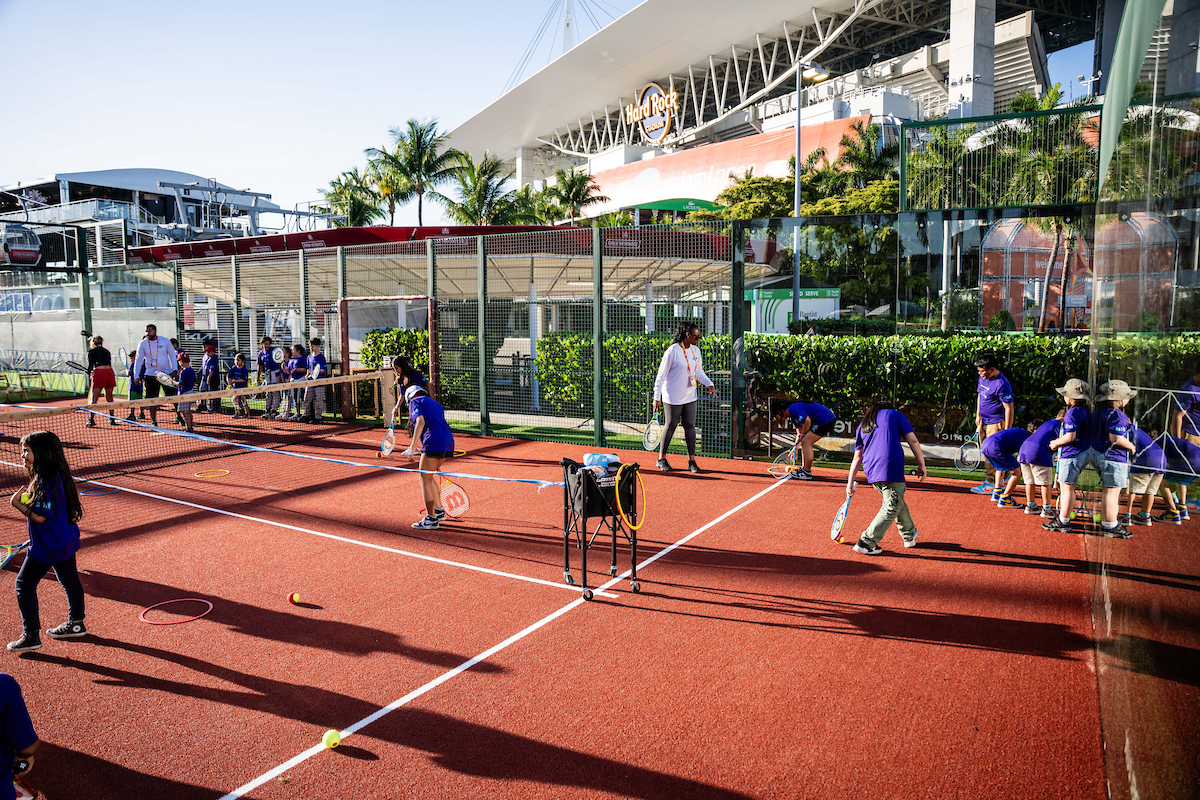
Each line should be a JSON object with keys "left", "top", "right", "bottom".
{"left": 787, "top": 317, "right": 897, "bottom": 336}
{"left": 986, "top": 309, "right": 1015, "bottom": 331}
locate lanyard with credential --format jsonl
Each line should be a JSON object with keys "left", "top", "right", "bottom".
{"left": 680, "top": 343, "right": 697, "bottom": 387}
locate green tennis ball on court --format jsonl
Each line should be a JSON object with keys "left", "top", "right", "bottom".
{"left": 19, "top": 493, "right": 30, "bottom": 505}
{"left": 1093, "top": 513, "right": 1102, "bottom": 523}
{"left": 288, "top": 592, "right": 300, "bottom": 605}
{"left": 1069, "top": 511, "right": 1076, "bottom": 520}
{"left": 323, "top": 729, "right": 340, "bottom": 749}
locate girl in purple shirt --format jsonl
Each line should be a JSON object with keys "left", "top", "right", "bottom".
{"left": 8, "top": 431, "right": 87, "bottom": 653}
{"left": 845, "top": 400, "right": 927, "bottom": 555}
{"left": 1044, "top": 378, "right": 1093, "bottom": 532}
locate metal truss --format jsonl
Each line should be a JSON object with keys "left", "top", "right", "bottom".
{"left": 535, "top": 0, "right": 1097, "bottom": 160}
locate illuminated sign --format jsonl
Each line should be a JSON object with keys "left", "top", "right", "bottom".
{"left": 626, "top": 83, "right": 678, "bottom": 143}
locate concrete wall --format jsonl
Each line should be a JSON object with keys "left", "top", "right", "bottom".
{"left": 0, "top": 308, "right": 177, "bottom": 356}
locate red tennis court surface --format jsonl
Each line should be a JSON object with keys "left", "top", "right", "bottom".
{"left": 1, "top": 429, "right": 1148, "bottom": 798}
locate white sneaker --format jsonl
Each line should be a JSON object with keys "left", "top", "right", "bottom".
{"left": 411, "top": 515, "right": 439, "bottom": 530}
{"left": 902, "top": 531, "right": 919, "bottom": 548}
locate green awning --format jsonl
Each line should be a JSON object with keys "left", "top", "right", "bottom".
{"left": 630, "top": 198, "right": 725, "bottom": 212}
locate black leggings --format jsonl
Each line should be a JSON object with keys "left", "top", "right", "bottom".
{"left": 16, "top": 554, "right": 85, "bottom": 635}
{"left": 660, "top": 400, "right": 698, "bottom": 459}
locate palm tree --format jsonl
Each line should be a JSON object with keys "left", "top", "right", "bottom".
{"left": 320, "top": 167, "right": 384, "bottom": 228}
{"left": 835, "top": 120, "right": 899, "bottom": 192}
{"left": 364, "top": 142, "right": 413, "bottom": 226}
{"left": 367, "top": 119, "right": 458, "bottom": 226}
{"left": 544, "top": 167, "right": 609, "bottom": 224}
{"left": 512, "top": 184, "right": 562, "bottom": 225}
{"left": 905, "top": 123, "right": 978, "bottom": 210}
{"left": 982, "top": 84, "right": 1095, "bottom": 332}
{"left": 434, "top": 151, "right": 533, "bottom": 226}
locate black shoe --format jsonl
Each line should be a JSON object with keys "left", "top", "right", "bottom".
{"left": 688, "top": 460, "right": 701, "bottom": 474}
{"left": 1106, "top": 524, "right": 1133, "bottom": 539}
{"left": 6, "top": 634, "right": 41, "bottom": 653}
{"left": 46, "top": 620, "right": 87, "bottom": 639}
{"left": 1042, "top": 517, "right": 1071, "bottom": 532}
{"left": 109, "top": 417, "right": 118, "bottom": 426}
{"left": 791, "top": 468, "right": 814, "bottom": 481}
{"left": 85, "top": 419, "right": 96, "bottom": 428}
{"left": 657, "top": 458, "right": 673, "bottom": 472}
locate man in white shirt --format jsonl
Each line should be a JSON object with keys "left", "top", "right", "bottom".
{"left": 133, "top": 324, "right": 178, "bottom": 427}
{"left": 653, "top": 323, "right": 717, "bottom": 473}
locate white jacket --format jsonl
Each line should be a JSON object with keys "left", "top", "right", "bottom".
{"left": 653, "top": 343, "right": 712, "bottom": 405}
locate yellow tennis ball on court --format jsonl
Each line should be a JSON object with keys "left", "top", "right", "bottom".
{"left": 1069, "top": 511, "right": 1076, "bottom": 520}
{"left": 1093, "top": 513, "right": 1102, "bottom": 524}
{"left": 288, "top": 592, "right": 300, "bottom": 605}
{"left": 323, "top": 729, "right": 340, "bottom": 749}
{"left": 19, "top": 493, "right": 30, "bottom": 505}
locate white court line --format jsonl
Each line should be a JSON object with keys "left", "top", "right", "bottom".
{"left": 217, "top": 476, "right": 786, "bottom": 800}
{"left": 81, "top": 477, "right": 619, "bottom": 599}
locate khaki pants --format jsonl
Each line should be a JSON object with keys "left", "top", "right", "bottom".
{"left": 861, "top": 481, "right": 918, "bottom": 546}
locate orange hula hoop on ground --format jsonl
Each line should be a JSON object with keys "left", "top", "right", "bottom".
{"left": 614, "top": 463, "right": 647, "bottom": 531}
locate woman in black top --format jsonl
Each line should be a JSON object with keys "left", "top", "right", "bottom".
{"left": 85, "top": 335, "right": 116, "bottom": 427}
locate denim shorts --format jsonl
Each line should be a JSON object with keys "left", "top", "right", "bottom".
{"left": 1057, "top": 450, "right": 1128, "bottom": 488}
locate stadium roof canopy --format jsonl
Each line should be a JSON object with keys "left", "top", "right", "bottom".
{"left": 448, "top": 0, "right": 1095, "bottom": 165}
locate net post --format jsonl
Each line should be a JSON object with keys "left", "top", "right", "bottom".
{"left": 592, "top": 227, "right": 604, "bottom": 447}
{"left": 477, "top": 235, "right": 490, "bottom": 436}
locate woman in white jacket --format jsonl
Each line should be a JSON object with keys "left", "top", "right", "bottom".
{"left": 653, "top": 322, "right": 717, "bottom": 472}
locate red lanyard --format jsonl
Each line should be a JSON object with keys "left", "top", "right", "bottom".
{"left": 680, "top": 344, "right": 695, "bottom": 381}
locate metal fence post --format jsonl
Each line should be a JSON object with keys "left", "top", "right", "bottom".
{"left": 299, "top": 250, "right": 310, "bottom": 343}
{"left": 173, "top": 261, "right": 184, "bottom": 338}
{"left": 427, "top": 239, "right": 437, "bottom": 400}
{"left": 478, "top": 235, "right": 490, "bottom": 436}
{"left": 731, "top": 221, "right": 746, "bottom": 457}
{"left": 76, "top": 232, "right": 91, "bottom": 354}
{"left": 593, "top": 227, "right": 604, "bottom": 447}
{"left": 232, "top": 255, "right": 242, "bottom": 353}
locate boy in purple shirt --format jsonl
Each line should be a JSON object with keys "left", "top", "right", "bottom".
{"left": 972, "top": 354, "right": 1015, "bottom": 496}
{"left": 227, "top": 353, "right": 251, "bottom": 419}
{"left": 845, "top": 400, "right": 927, "bottom": 555}
{"left": 1044, "top": 378, "right": 1094, "bottom": 532}
{"left": 1169, "top": 365, "right": 1200, "bottom": 512}
{"left": 200, "top": 343, "right": 221, "bottom": 413}
{"left": 303, "top": 337, "right": 328, "bottom": 424}
{"left": 1124, "top": 427, "right": 1179, "bottom": 526}
{"left": 1093, "top": 381, "right": 1137, "bottom": 537}
{"left": 1017, "top": 412, "right": 1064, "bottom": 517}
{"left": 983, "top": 426, "right": 1031, "bottom": 508}
{"left": 780, "top": 399, "right": 836, "bottom": 481}
{"left": 176, "top": 354, "right": 196, "bottom": 433}
{"left": 256, "top": 336, "right": 283, "bottom": 420}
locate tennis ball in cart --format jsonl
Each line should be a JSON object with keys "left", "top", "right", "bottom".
{"left": 288, "top": 592, "right": 300, "bottom": 605}
{"left": 19, "top": 493, "right": 30, "bottom": 505}
{"left": 323, "top": 730, "right": 341, "bottom": 749}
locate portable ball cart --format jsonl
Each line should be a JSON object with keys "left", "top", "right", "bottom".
{"left": 560, "top": 457, "right": 643, "bottom": 600}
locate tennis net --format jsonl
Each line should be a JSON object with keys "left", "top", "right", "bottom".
{"left": 0, "top": 371, "right": 386, "bottom": 495}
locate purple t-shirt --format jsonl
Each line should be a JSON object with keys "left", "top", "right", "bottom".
{"left": 977, "top": 372, "right": 1014, "bottom": 425}
{"left": 257, "top": 349, "right": 281, "bottom": 374}
{"left": 1095, "top": 408, "right": 1132, "bottom": 464}
{"left": 982, "top": 427, "right": 1030, "bottom": 471}
{"left": 1131, "top": 429, "right": 1165, "bottom": 474}
{"left": 409, "top": 395, "right": 454, "bottom": 453}
{"left": 177, "top": 366, "right": 195, "bottom": 394}
{"left": 27, "top": 474, "right": 81, "bottom": 563}
{"left": 787, "top": 401, "right": 835, "bottom": 427}
{"left": 1018, "top": 419, "right": 1060, "bottom": 468}
{"left": 1058, "top": 406, "right": 1092, "bottom": 461}
{"left": 0, "top": 673, "right": 37, "bottom": 797}
{"left": 1179, "top": 379, "right": 1200, "bottom": 436}
{"left": 307, "top": 352, "right": 327, "bottom": 379}
{"left": 1162, "top": 435, "right": 1200, "bottom": 482}
{"left": 854, "top": 409, "right": 914, "bottom": 484}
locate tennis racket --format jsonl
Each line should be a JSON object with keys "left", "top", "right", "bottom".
{"left": 955, "top": 431, "right": 982, "bottom": 473}
{"left": 642, "top": 407, "right": 662, "bottom": 451}
{"left": 769, "top": 449, "right": 797, "bottom": 479}
{"left": 0, "top": 542, "right": 29, "bottom": 571}
{"left": 439, "top": 480, "right": 470, "bottom": 518}
{"left": 932, "top": 381, "right": 952, "bottom": 438}
{"left": 831, "top": 487, "right": 855, "bottom": 543}
{"left": 271, "top": 346, "right": 286, "bottom": 364}
{"left": 380, "top": 400, "right": 398, "bottom": 456}
{"left": 66, "top": 359, "right": 90, "bottom": 375}
{"left": 154, "top": 370, "right": 178, "bottom": 388}
{"left": 118, "top": 346, "right": 129, "bottom": 365}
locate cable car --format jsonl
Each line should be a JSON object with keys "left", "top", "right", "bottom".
{"left": 0, "top": 223, "right": 42, "bottom": 267}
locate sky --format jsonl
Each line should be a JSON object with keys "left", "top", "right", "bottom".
{"left": 0, "top": 0, "right": 1095, "bottom": 229}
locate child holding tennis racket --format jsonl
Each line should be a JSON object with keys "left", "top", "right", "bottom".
{"left": 303, "top": 338, "right": 327, "bottom": 423}
{"left": 971, "top": 354, "right": 1015, "bottom": 495}
{"left": 283, "top": 344, "right": 307, "bottom": 422}
{"left": 402, "top": 385, "right": 455, "bottom": 529}
{"left": 7, "top": 431, "right": 87, "bottom": 653}
{"left": 227, "top": 353, "right": 250, "bottom": 419}
{"left": 84, "top": 335, "right": 117, "bottom": 427}
{"left": 780, "top": 399, "right": 836, "bottom": 480}
{"left": 176, "top": 354, "right": 196, "bottom": 433}
{"left": 200, "top": 343, "right": 221, "bottom": 414}
{"left": 256, "top": 336, "right": 283, "bottom": 420}
{"left": 844, "top": 400, "right": 927, "bottom": 555}
{"left": 1043, "top": 379, "right": 1093, "bottom": 532}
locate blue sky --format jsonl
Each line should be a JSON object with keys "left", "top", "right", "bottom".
{"left": 0, "top": 1, "right": 1096, "bottom": 227}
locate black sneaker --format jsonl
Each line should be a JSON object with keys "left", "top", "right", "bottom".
{"left": 6, "top": 634, "right": 41, "bottom": 653}
{"left": 657, "top": 458, "right": 673, "bottom": 472}
{"left": 85, "top": 418, "right": 96, "bottom": 428}
{"left": 1042, "top": 517, "right": 1072, "bottom": 532}
{"left": 433, "top": 508, "right": 447, "bottom": 521}
{"left": 1131, "top": 513, "right": 1152, "bottom": 527}
{"left": 852, "top": 539, "right": 883, "bottom": 555}
{"left": 688, "top": 460, "right": 701, "bottom": 474}
{"left": 1106, "top": 524, "right": 1133, "bottom": 539}
{"left": 412, "top": 515, "right": 439, "bottom": 530}
{"left": 109, "top": 417, "right": 118, "bottom": 426}
{"left": 791, "top": 468, "right": 813, "bottom": 481}
{"left": 46, "top": 620, "right": 87, "bottom": 639}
